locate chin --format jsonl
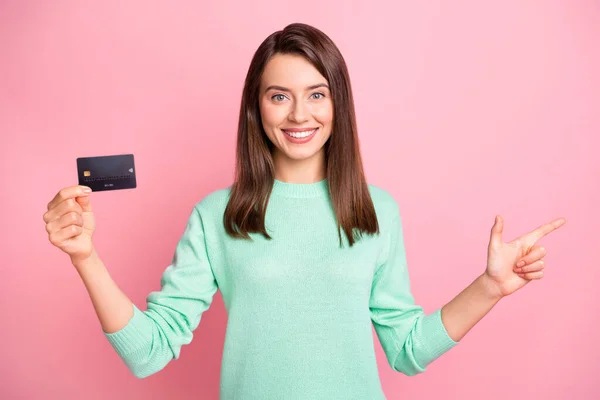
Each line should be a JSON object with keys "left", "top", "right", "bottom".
{"left": 282, "top": 147, "right": 323, "bottom": 161}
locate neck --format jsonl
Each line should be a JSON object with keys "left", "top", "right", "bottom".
{"left": 272, "top": 149, "right": 326, "bottom": 183}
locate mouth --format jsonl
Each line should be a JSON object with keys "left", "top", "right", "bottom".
{"left": 281, "top": 128, "right": 319, "bottom": 139}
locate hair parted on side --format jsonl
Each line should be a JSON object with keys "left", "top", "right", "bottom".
{"left": 223, "top": 22, "right": 379, "bottom": 247}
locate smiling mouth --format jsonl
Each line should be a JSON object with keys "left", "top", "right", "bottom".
{"left": 281, "top": 128, "right": 318, "bottom": 139}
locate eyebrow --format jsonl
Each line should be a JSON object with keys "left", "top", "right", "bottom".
{"left": 264, "top": 83, "right": 330, "bottom": 93}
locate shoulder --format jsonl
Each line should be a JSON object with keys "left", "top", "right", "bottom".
{"left": 367, "top": 183, "right": 401, "bottom": 221}
{"left": 192, "top": 185, "right": 232, "bottom": 218}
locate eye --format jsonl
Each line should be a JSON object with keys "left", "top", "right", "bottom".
{"left": 311, "top": 92, "right": 325, "bottom": 100}
{"left": 272, "top": 94, "right": 287, "bottom": 102}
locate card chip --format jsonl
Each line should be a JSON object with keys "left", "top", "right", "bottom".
{"left": 84, "top": 171, "right": 91, "bottom": 176}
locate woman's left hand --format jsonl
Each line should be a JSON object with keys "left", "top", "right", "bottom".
{"left": 484, "top": 215, "right": 567, "bottom": 298}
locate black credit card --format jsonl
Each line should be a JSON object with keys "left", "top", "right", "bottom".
{"left": 76, "top": 154, "right": 137, "bottom": 192}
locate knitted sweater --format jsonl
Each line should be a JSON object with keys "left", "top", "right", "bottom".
{"left": 104, "top": 179, "right": 458, "bottom": 399}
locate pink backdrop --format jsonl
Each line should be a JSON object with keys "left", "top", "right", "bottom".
{"left": 1, "top": 1, "right": 598, "bottom": 399}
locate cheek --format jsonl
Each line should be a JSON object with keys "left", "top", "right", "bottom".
{"left": 311, "top": 103, "right": 334, "bottom": 126}
{"left": 260, "top": 103, "right": 286, "bottom": 128}
{"left": 259, "top": 103, "right": 285, "bottom": 146}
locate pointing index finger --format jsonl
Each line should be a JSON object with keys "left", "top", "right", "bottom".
{"left": 47, "top": 185, "right": 91, "bottom": 211}
{"left": 526, "top": 218, "right": 567, "bottom": 243}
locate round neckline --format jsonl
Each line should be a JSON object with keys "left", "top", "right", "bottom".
{"left": 272, "top": 178, "right": 329, "bottom": 198}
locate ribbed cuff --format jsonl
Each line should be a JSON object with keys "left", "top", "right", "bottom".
{"left": 103, "top": 303, "right": 154, "bottom": 356}
{"left": 416, "top": 308, "right": 459, "bottom": 366}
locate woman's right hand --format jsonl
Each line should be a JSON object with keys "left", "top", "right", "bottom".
{"left": 44, "top": 185, "right": 96, "bottom": 265}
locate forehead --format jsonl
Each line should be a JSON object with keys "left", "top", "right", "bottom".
{"left": 261, "top": 53, "right": 328, "bottom": 89}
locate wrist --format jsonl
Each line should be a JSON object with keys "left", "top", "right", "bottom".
{"left": 479, "top": 272, "right": 505, "bottom": 301}
{"left": 71, "top": 248, "right": 99, "bottom": 271}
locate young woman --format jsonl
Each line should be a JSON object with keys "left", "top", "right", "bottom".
{"left": 43, "top": 23, "right": 566, "bottom": 399}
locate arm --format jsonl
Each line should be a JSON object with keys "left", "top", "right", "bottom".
{"left": 370, "top": 213, "right": 458, "bottom": 376}
{"left": 371, "top": 212, "right": 565, "bottom": 376}
{"left": 74, "top": 248, "right": 135, "bottom": 334}
{"left": 80, "top": 205, "right": 219, "bottom": 378}
{"left": 440, "top": 273, "right": 502, "bottom": 342}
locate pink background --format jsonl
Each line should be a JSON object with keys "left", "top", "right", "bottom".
{"left": 1, "top": 1, "right": 598, "bottom": 399}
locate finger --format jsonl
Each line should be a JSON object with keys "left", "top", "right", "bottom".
{"left": 46, "top": 211, "right": 84, "bottom": 234}
{"left": 514, "top": 245, "right": 547, "bottom": 268}
{"left": 47, "top": 186, "right": 91, "bottom": 211}
{"left": 515, "top": 259, "right": 545, "bottom": 274}
{"left": 523, "top": 218, "right": 567, "bottom": 243}
{"left": 76, "top": 194, "right": 93, "bottom": 213}
{"left": 48, "top": 224, "right": 83, "bottom": 248}
{"left": 43, "top": 198, "right": 83, "bottom": 223}
{"left": 517, "top": 271, "right": 544, "bottom": 280}
{"left": 489, "top": 215, "right": 504, "bottom": 246}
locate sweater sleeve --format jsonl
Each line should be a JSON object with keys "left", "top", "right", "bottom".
{"left": 103, "top": 205, "right": 219, "bottom": 378}
{"left": 369, "top": 212, "right": 458, "bottom": 376}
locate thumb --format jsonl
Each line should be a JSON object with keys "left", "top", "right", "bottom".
{"left": 76, "top": 195, "right": 93, "bottom": 213}
{"left": 489, "top": 215, "right": 503, "bottom": 246}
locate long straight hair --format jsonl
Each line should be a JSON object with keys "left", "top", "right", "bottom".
{"left": 223, "top": 23, "right": 379, "bottom": 247}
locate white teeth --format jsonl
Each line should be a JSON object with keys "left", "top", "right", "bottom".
{"left": 283, "top": 129, "right": 317, "bottom": 138}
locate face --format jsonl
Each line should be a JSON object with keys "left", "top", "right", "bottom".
{"left": 259, "top": 53, "right": 334, "bottom": 173}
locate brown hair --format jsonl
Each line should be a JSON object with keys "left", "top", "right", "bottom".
{"left": 223, "top": 22, "right": 379, "bottom": 247}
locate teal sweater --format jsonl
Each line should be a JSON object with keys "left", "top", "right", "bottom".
{"left": 104, "top": 179, "right": 458, "bottom": 399}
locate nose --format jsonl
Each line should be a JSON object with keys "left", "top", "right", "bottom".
{"left": 288, "top": 99, "right": 309, "bottom": 123}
